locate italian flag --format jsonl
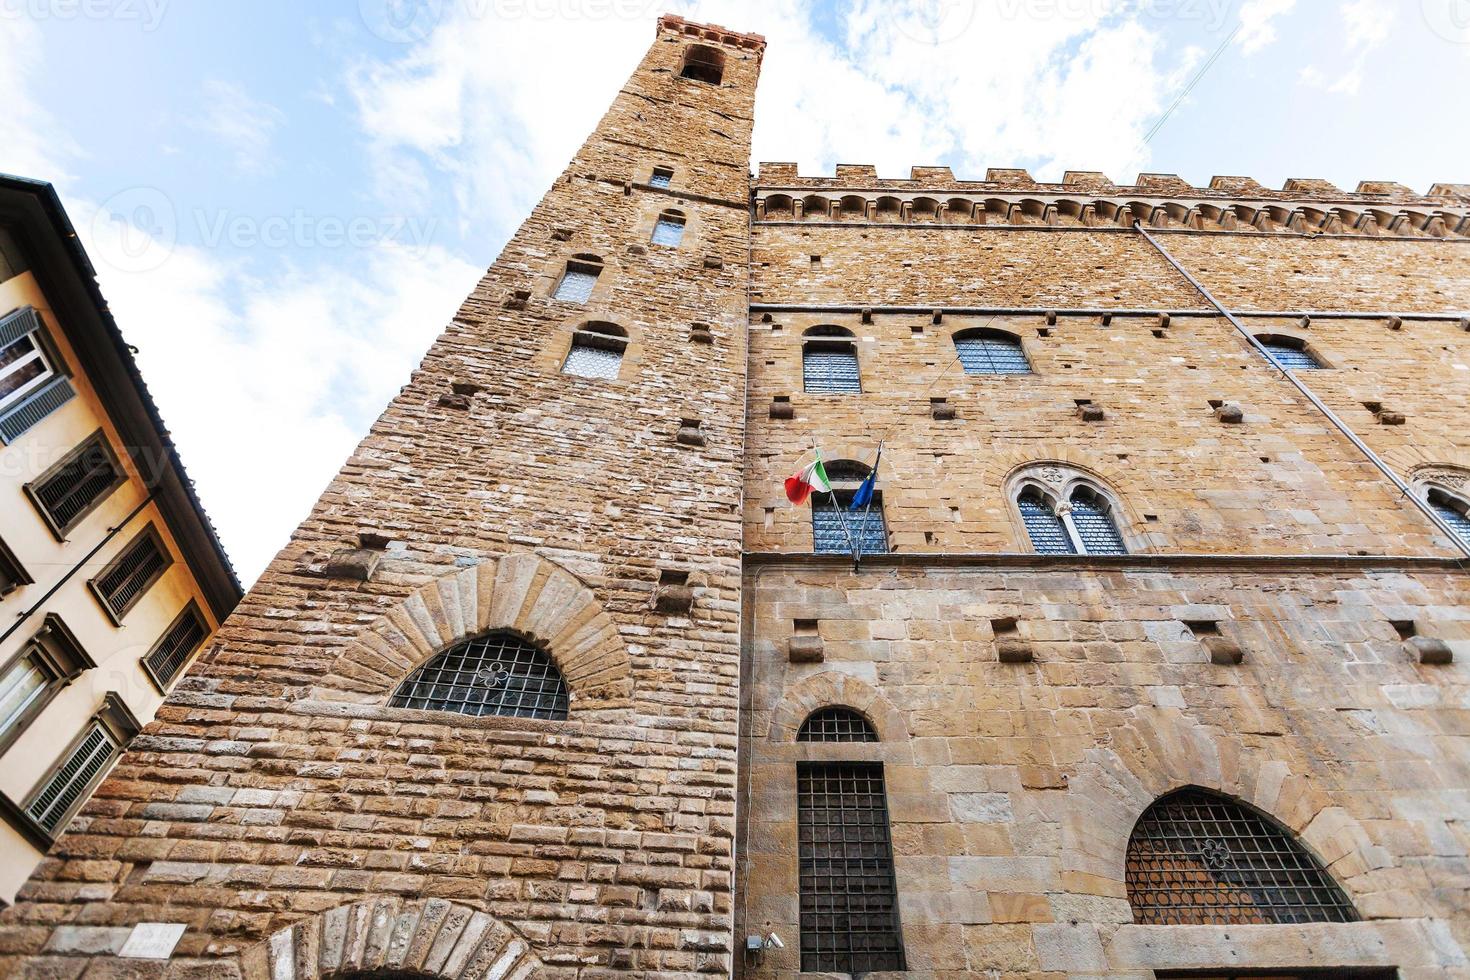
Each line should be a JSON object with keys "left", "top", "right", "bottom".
{"left": 785, "top": 451, "right": 832, "bottom": 505}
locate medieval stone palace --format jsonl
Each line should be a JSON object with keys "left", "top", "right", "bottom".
{"left": 2, "top": 13, "right": 1469, "bottom": 980}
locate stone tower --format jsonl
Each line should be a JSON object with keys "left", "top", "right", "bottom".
{"left": 0, "top": 15, "right": 765, "bottom": 978}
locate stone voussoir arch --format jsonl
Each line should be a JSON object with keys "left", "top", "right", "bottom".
{"left": 242, "top": 897, "right": 542, "bottom": 980}
{"left": 766, "top": 670, "right": 908, "bottom": 743}
{"left": 318, "top": 552, "right": 632, "bottom": 713}
{"left": 1061, "top": 710, "right": 1372, "bottom": 903}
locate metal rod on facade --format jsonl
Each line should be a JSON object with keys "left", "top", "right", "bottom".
{"left": 1132, "top": 220, "right": 1470, "bottom": 561}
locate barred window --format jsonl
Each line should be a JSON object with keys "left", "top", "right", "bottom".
{"left": 1428, "top": 488, "right": 1470, "bottom": 546}
{"left": 24, "top": 432, "right": 124, "bottom": 537}
{"left": 954, "top": 329, "right": 1031, "bottom": 375}
{"left": 25, "top": 721, "right": 120, "bottom": 835}
{"left": 389, "top": 631, "right": 569, "bottom": 720}
{"left": 90, "top": 527, "right": 171, "bottom": 622}
{"left": 1257, "top": 336, "right": 1323, "bottom": 371}
{"left": 1018, "top": 494, "right": 1074, "bottom": 555}
{"left": 562, "top": 323, "right": 627, "bottom": 381}
{"left": 798, "top": 762, "right": 905, "bottom": 974}
{"left": 553, "top": 258, "right": 602, "bottom": 303}
{"left": 652, "top": 210, "right": 686, "bottom": 247}
{"left": 142, "top": 603, "right": 209, "bottom": 691}
{"left": 649, "top": 167, "right": 674, "bottom": 189}
{"left": 1127, "top": 788, "right": 1358, "bottom": 925}
{"left": 798, "top": 707, "right": 877, "bottom": 742}
{"left": 803, "top": 325, "right": 860, "bottom": 395}
{"left": 1069, "top": 489, "right": 1127, "bottom": 555}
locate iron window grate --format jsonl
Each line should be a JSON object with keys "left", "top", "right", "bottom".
{"left": 813, "top": 497, "right": 887, "bottom": 555}
{"left": 1126, "top": 789, "right": 1359, "bottom": 925}
{"left": 1019, "top": 497, "right": 1075, "bottom": 554}
{"left": 32, "top": 436, "right": 121, "bottom": 533}
{"left": 798, "top": 762, "right": 905, "bottom": 974}
{"left": 563, "top": 340, "right": 623, "bottom": 380}
{"left": 652, "top": 218, "right": 686, "bottom": 246}
{"left": 798, "top": 707, "right": 877, "bottom": 742}
{"left": 1070, "top": 495, "right": 1127, "bottom": 555}
{"left": 145, "top": 605, "right": 208, "bottom": 689}
{"left": 803, "top": 346, "right": 861, "bottom": 394}
{"left": 554, "top": 267, "right": 599, "bottom": 303}
{"left": 955, "top": 334, "right": 1031, "bottom": 375}
{"left": 95, "top": 531, "right": 169, "bottom": 620}
{"left": 1261, "top": 342, "right": 1322, "bottom": 370}
{"left": 650, "top": 169, "right": 673, "bottom": 189}
{"left": 390, "top": 632, "right": 569, "bottom": 720}
{"left": 27, "top": 722, "right": 119, "bottom": 835}
{"left": 1430, "top": 497, "right": 1470, "bottom": 546}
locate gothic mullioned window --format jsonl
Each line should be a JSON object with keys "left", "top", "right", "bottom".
{"left": 1415, "top": 477, "right": 1470, "bottom": 547}
{"left": 1012, "top": 466, "right": 1129, "bottom": 556}
{"left": 1256, "top": 335, "right": 1324, "bottom": 371}
{"left": 389, "top": 631, "right": 569, "bottom": 720}
{"left": 953, "top": 329, "right": 1031, "bottom": 375}
{"left": 1126, "top": 788, "right": 1358, "bottom": 925}
{"left": 562, "top": 322, "right": 628, "bottom": 381}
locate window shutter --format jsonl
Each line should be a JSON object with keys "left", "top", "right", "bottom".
{"left": 143, "top": 604, "right": 208, "bottom": 691}
{"left": 0, "top": 307, "right": 75, "bottom": 444}
{"left": 92, "top": 529, "right": 171, "bottom": 621}
{"left": 25, "top": 722, "right": 120, "bottom": 835}
{"left": 27, "top": 434, "right": 124, "bottom": 535}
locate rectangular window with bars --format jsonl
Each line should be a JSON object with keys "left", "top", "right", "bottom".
{"left": 89, "top": 526, "right": 172, "bottom": 623}
{"left": 25, "top": 720, "right": 120, "bottom": 836}
{"left": 651, "top": 217, "right": 686, "bottom": 247}
{"left": 797, "top": 762, "right": 905, "bottom": 974}
{"left": 813, "top": 495, "right": 887, "bottom": 556}
{"left": 142, "top": 603, "right": 208, "bottom": 692}
{"left": 649, "top": 167, "right": 674, "bottom": 189}
{"left": 24, "top": 432, "right": 125, "bottom": 537}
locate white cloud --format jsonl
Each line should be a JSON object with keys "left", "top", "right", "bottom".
{"left": 196, "top": 79, "right": 287, "bottom": 177}
{"left": 1298, "top": 0, "right": 1396, "bottom": 95}
{"left": 1237, "top": 0, "right": 1297, "bottom": 56}
{"left": 0, "top": 17, "right": 79, "bottom": 179}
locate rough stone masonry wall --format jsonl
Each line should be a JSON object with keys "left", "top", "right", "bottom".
{"left": 737, "top": 563, "right": 1470, "bottom": 979}
{"left": 738, "top": 174, "right": 1470, "bottom": 978}
{"left": 0, "top": 16, "right": 763, "bottom": 979}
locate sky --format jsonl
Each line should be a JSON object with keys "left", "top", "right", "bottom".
{"left": 1, "top": 0, "right": 1466, "bottom": 584}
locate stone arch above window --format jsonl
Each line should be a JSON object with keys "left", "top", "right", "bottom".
{"left": 242, "top": 897, "right": 542, "bottom": 980}
{"left": 318, "top": 553, "right": 632, "bottom": 719}
{"left": 679, "top": 43, "right": 726, "bottom": 84}
{"left": 563, "top": 320, "right": 629, "bottom": 381}
{"left": 798, "top": 706, "right": 878, "bottom": 742}
{"left": 1255, "top": 333, "right": 1327, "bottom": 370}
{"left": 1126, "top": 786, "right": 1359, "bottom": 926}
{"left": 767, "top": 672, "right": 907, "bottom": 744}
{"left": 1410, "top": 466, "right": 1470, "bottom": 546}
{"left": 1009, "top": 462, "right": 1130, "bottom": 556}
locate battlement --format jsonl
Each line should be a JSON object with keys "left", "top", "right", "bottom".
{"left": 755, "top": 162, "right": 1470, "bottom": 205}
{"left": 658, "top": 13, "right": 766, "bottom": 59}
